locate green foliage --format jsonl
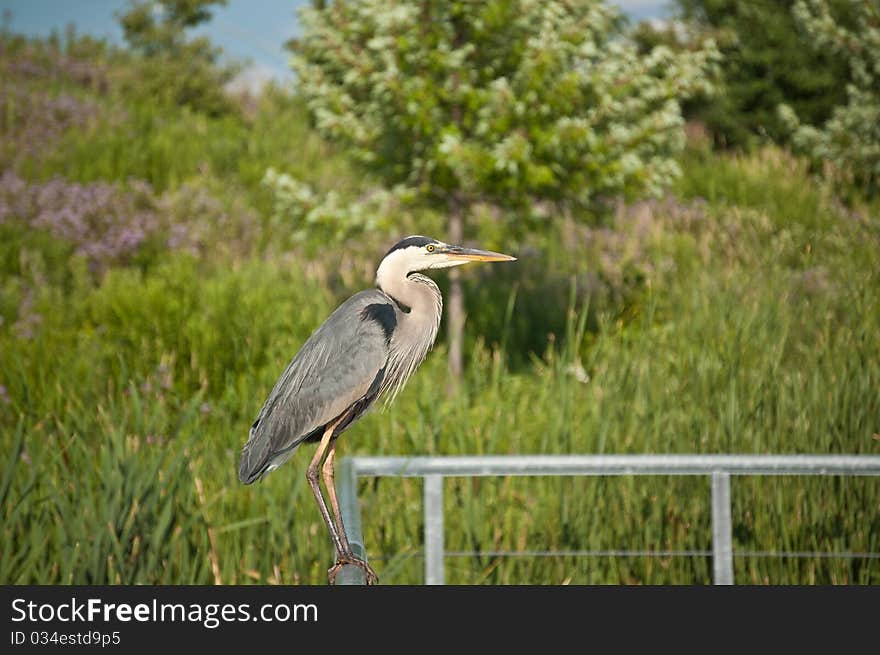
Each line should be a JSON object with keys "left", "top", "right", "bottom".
{"left": 2, "top": 23, "right": 878, "bottom": 586}
{"left": 119, "top": 0, "right": 226, "bottom": 52}
{"left": 3, "top": 44, "right": 346, "bottom": 232}
{"left": 261, "top": 169, "right": 414, "bottom": 246}
{"left": 673, "top": 0, "right": 851, "bottom": 148}
{"left": 117, "top": 0, "right": 240, "bottom": 116}
{"left": 780, "top": 0, "right": 880, "bottom": 194}
{"left": 3, "top": 146, "right": 879, "bottom": 584}
{"left": 291, "top": 0, "right": 718, "bottom": 213}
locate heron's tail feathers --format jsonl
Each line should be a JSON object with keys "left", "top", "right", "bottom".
{"left": 238, "top": 450, "right": 270, "bottom": 485}
{"left": 239, "top": 418, "right": 273, "bottom": 484}
{"left": 238, "top": 418, "right": 304, "bottom": 484}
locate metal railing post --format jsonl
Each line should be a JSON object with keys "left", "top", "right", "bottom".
{"left": 335, "top": 457, "right": 367, "bottom": 585}
{"left": 711, "top": 471, "right": 734, "bottom": 585}
{"left": 424, "top": 475, "right": 445, "bottom": 585}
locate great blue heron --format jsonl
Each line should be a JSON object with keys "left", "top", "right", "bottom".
{"left": 239, "top": 235, "right": 515, "bottom": 584}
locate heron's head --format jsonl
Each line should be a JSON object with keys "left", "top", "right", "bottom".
{"left": 378, "top": 235, "right": 516, "bottom": 279}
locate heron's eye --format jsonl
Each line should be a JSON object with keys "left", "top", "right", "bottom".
{"left": 426, "top": 244, "right": 435, "bottom": 253}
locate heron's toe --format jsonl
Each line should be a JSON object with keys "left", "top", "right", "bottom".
{"left": 327, "top": 556, "right": 378, "bottom": 586}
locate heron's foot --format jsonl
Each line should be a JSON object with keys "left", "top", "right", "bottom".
{"left": 327, "top": 554, "right": 378, "bottom": 586}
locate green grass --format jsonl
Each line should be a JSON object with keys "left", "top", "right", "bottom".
{"left": 1, "top": 33, "right": 878, "bottom": 585}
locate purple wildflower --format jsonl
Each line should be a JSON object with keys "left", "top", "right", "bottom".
{"left": 0, "top": 172, "right": 161, "bottom": 273}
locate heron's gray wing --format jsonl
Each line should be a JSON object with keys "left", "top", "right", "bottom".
{"left": 239, "top": 290, "right": 396, "bottom": 483}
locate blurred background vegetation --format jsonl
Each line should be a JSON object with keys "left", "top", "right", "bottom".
{"left": 1, "top": 0, "right": 878, "bottom": 585}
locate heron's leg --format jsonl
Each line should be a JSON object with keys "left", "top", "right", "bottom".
{"left": 321, "top": 440, "right": 351, "bottom": 555}
{"left": 323, "top": 439, "right": 378, "bottom": 586}
{"left": 306, "top": 420, "right": 348, "bottom": 559}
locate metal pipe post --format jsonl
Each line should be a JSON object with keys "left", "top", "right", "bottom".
{"left": 335, "top": 457, "right": 367, "bottom": 585}
{"left": 711, "top": 471, "right": 734, "bottom": 585}
{"left": 424, "top": 475, "right": 445, "bottom": 585}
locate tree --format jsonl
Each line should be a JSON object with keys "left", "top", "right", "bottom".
{"left": 290, "top": 0, "right": 716, "bottom": 381}
{"left": 117, "top": 0, "right": 239, "bottom": 115}
{"left": 780, "top": 0, "right": 880, "bottom": 194}
{"left": 673, "top": 0, "right": 851, "bottom": 148}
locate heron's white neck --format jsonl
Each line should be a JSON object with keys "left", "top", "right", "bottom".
{"left": 376, "top": 254, "right": 438, "bottom": 312}
{"left": 375, "top": 252, "right": 443, "bottom": 404}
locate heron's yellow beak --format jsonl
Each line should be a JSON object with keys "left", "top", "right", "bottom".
{"left": 443, "top": 246, "right": 517, "bottom": 262}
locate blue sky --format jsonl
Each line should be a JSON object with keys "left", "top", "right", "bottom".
{"left": 0, "top": 1, "right": 672, "bottom": 83}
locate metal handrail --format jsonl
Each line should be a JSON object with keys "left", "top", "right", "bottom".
{"left": 349, "top": 454, "right": 880, "bottom": 477}
{"left": 337, "top": 454, "right": 880, "bottom": 585}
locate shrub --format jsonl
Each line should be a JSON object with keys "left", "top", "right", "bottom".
{"left": 780, "top": 0, "right": 880, "bottom": 194}
{"left": 672, "top": 0, "right": 851, "bottom": 148}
